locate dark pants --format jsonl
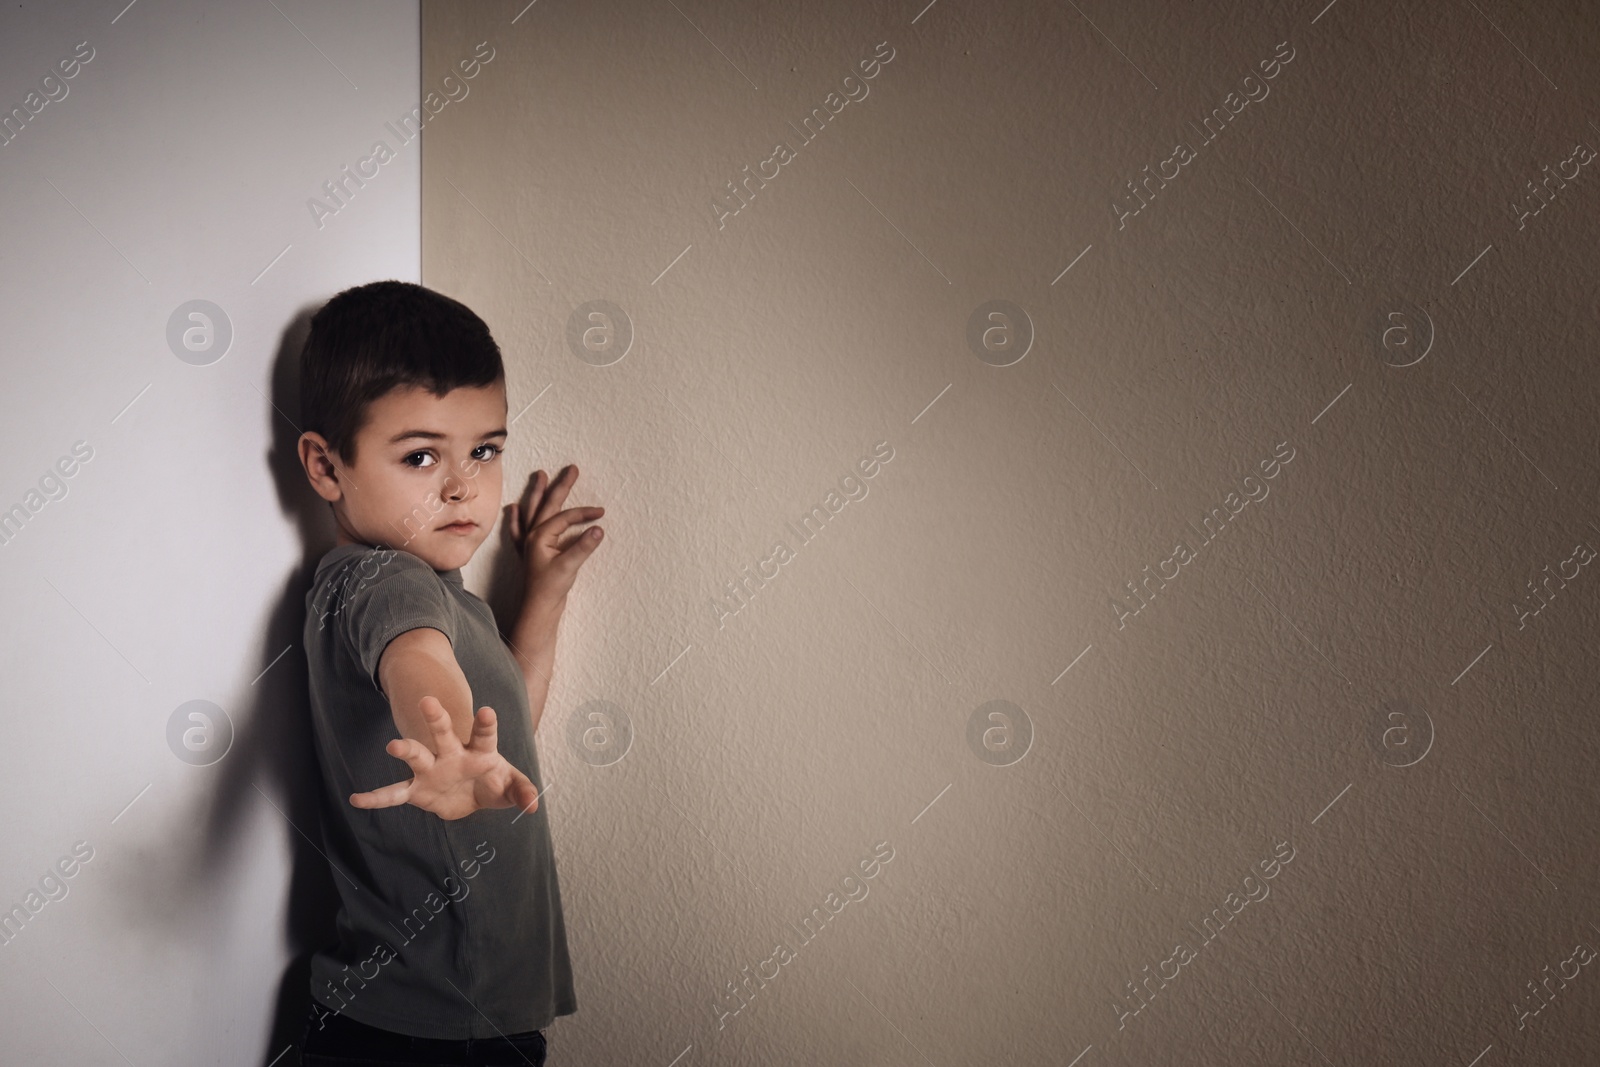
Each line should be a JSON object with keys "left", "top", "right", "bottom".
{"left": 299, "top": 1000, "right": 548, "bottom": 1066}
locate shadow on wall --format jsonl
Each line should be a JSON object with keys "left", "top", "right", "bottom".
{"left": 93, "top": 299, "right": 353, "bottom": 1066}
{"left": 150, "top": 301, "right": 346, "bottom": 1067}
{"left": 235, "top": 303, "right": 346, "bottom": 1067}
{"left": 66, "top": 297, "right": 350, "bottom": 1064}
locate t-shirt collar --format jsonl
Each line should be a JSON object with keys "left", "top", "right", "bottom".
{"left": 337, "top": 541, "right": 466, "bottom": 587}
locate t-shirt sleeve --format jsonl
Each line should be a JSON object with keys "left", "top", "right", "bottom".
{"left": 335, "top": 548, "right": 460, "bottom": 694}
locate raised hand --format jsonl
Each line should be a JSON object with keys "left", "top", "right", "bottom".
{"left": 506, "top": 464, "right": 605, "bottom": 607}
{"left": 349, "top": 696, "right": 539, "bottom": 821}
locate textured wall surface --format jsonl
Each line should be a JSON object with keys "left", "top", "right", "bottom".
{"left": 419, "top": 2, "right": 1600, "bottom": 1066}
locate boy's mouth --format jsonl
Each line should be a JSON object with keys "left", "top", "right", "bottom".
{"left": 440, "top": 519, "right": 478, "bottom": 535}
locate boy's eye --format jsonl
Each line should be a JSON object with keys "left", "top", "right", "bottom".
{"left": 402, "top": 445, "right": 501, "bottom": 468}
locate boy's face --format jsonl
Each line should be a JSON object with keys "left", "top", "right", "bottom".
{"left": 303, "top": 380, "right": 508, "bottom": 572}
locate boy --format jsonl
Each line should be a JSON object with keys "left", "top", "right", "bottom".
{"left": 292, "top": 280, "right": 604, "bottom": 1065}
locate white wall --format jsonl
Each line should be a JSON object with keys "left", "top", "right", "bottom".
{"left": 0, "top": 3, "right": 418, "bottom": 1063}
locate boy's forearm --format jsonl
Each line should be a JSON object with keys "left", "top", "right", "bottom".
{"left": 506, "top": 595, "right": 565, "bottom": 735}
{"left": 380, "top": 629, "right": 477, "bottom": 750}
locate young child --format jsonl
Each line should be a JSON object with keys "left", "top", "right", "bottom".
{"left": 292, "top": 280, "right": 604, "bottom": 1065}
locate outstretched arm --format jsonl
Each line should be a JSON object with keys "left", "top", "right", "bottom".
{"left": 351, "top": 626, "right": 538, "bottom": 820}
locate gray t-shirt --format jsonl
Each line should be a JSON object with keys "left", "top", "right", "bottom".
{"left": 302, "top": 542, "right": 577, "bottom": 1039}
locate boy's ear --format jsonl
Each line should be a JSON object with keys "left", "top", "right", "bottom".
{"left": 298, "top": 432, "right": 345, "bottom": 503}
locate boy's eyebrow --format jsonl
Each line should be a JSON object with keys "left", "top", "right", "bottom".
{"left": 387, "top": 427, "right": 509, "bottom": 444}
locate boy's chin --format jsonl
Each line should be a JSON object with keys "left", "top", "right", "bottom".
{"left": 366, "top": 532, "right": 478, "bottom": 570}
{"left": 419, "top": 535, "right": 480, "bottom": 569}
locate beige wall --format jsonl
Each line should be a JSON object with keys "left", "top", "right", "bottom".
{"left": 423, "top": 2, "right": 1600, "bottom": 1063}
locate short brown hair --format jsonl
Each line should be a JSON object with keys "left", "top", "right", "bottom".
{"left": 298, "top": 280, "right": 505, "bottom": 466}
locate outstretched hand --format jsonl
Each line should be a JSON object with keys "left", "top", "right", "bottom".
{"left": 350, "top": 696, "right": 539, "bottom": 821}
{"left": 506, "top": 464, "right": 605, "bottom": 607}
